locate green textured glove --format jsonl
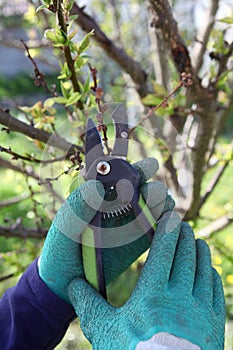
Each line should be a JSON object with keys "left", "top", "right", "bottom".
{"left": 39, "top": 158, "right": 173, "bottom": 303}
{"left": 68, "top": 212, "right": 226, "bottom": 350}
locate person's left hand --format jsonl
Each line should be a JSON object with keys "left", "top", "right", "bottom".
{"left": 39, "top": 158, "right": 172, "bottom": 303}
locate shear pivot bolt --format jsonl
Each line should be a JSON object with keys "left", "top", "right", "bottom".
{"left": 121, "top": 131, "right": 128, "bottom": 139}
{"left": 96, "top": 161, "right": 111, "bottom": 175}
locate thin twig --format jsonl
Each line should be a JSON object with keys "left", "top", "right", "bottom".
{"left": 88, "top": 63, "right": 111, "bottom": 154}
{"left": 0, "top": 193, "right": 30, "bottom": 208}
{"left": 0, "top": 225, "right": 47, "bottom": 238}
{"left": 23, "top": 162, "right": 43, "bottom": 232}
{"left": 192, "top": 0, "right": 220, "bottom": 73}
{"left": 0, "top": 273, "right": 15, "bottom": 282}
{"left": 0, "top": 145, "right": 67, "bottom": 164}
{"left": 0, "top": 157, "right": 63, "bottom": 203}
{"left": 196, "top": 215, "right": 233, "bottom": 238}
{"left": 214, "top": 42, "right": 233, "bottom": 85}
{"left": 71, "top": 3, "right": 149, "bottom": 97}
{"left": 21, "top": 39, "right": 51, "bottom": 93}
{"left": 129, "top": 73, "right": 192, "bottom": 135}
{"left": 0, "top": 108, "right": 83, "bottom": 155}
{"left": 38, "top": 163, "right": 76, "bottom": 185}
{"left": 54, "top": 0, "right": 84, "bottom": 110}
{"left": 199, "top": 159, "right": 232, "bottom": 211}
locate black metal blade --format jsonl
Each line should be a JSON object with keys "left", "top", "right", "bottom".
{"left": 85, "top": 119, "right": 104, "bottom": 170}
{"left": 111, "top": 104, "right": 129, "bottom": 158}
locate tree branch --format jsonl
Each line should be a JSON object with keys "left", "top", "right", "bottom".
{"left": 0, "top": 145, "right": 67, "bottom": 164}
{"left": 21, "top": 39, "right": 51, "bottom": 93}
{"left": 0, "top": 273, "right": 15, "bottom": 282}
{"left": 196, "top": 215, "right": 233, "bottom": 238}
{"left": 149, "top": 0, "right": 193, "bottom": 75}
{"left": 0, "top": 193, "right": 30, "bottom": 208}
{"left": 199, "top": 159, "right": 231, "bottom": 211}
{"left": 54, "top": 0, "right": 84, "bottom": 110}
{"left": 147, "top": 0, "right": 226, "bottom": 221}
{"left": 192, "top": 0, "right": 220, "bottom": 74}
{"left": 217, "top": 93, "right": 233, "bottom": 135}
{"left": 0, "top": 225, "right": 47, "bottom": 238}
{"left": 0, "top": 108, "right": 83, "bottom": 155}
{"left": 129, "top": 74, "right": 192, "bottom": 134}
{"left": 71, "top": 4, "right": 149, "bottom": 97}
{"left": 0, "top": 157, "right": 63, "bottom": 203}
{"left": 148, "top": 6, "right": 170, "bottom": 90}
{"left": 214, "top": 42, "right": 233, "bottom": 84}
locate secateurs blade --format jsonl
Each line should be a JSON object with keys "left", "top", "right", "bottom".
{"left": 82, "top": 105, "right": 155, "bottom": 299}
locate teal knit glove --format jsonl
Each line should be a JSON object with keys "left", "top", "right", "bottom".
{"left": 39, "top": 158, "right": 172, "bottom": 303}
{"left": 68, "top": 212, "right": 226, "bottom": 350}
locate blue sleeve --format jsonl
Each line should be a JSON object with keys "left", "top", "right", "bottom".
{"left": 0, "top": 258, "right": 76, "bottom": 349}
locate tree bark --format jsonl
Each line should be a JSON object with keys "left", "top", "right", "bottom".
{"left": 0, "top": 225, "right": 47, "bottom": 238}
{"left": 0, "top": 108, "right": 82, "bottom": 156}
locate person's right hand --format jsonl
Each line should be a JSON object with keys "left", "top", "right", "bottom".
{"left": 68, "top": 212, "right": 226, "bottom": 350}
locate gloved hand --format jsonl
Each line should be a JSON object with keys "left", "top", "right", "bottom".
{"left": 39, "top": 158, "right": 173, "bottom": 303}
{"left": 68, "top": 212, "right": 226, "bottom": 350}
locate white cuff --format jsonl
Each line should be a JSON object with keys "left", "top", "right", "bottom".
{"left": 135, "top": 332, "right": 201, "bottom": 350}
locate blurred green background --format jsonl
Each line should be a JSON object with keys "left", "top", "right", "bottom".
{"left": 0, "top": 0, "right": 233, "bottom": 349}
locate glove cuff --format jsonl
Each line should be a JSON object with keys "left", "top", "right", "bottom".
{"left": 135, "top": 332, "right": 201, "bottom": 350}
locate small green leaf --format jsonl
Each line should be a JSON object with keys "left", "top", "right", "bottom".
{"left": 70, "top": 15, "right": 79, "bottom": 21}
{"left": 58, "top": 62, "right": 72, "bottom": 79}
{"left": 75, "top": 56, "right": 85, "bottom": 70}
{"left": 36, "top": 4, "right": 48, "bottom": 13}
{"left": 60, "top": 81, "right": 70, "bottom": 99}
{"left": 69, "top": 175, "right": 84, "bottom": 194}
{"left": 65, "top": 0, "right": 75, "bottom": 11}
{"left": 44, "top": 29, "right": 56, "bottom": 42}
{"left": 44, "top": 98, "right": 55, "bottom": 108}
{"left": 218, "top": 17, "right": 233, "bottom": 24}
{"left": 52, "top": 96, "right": 68, "bottom": 104}
{"left": 19, "top": 106, "right": 31, "bottom": 114}
{"left": 142, "top": 94, "right": 163, "bottom": 106}
{"left": 65, "top": 92, "right": 82, "bottom": 106}
{"left": 152, "top": 81, "right": 168, "bottom": 97}
{"left": 83, "top": 76, "right": 90, "bottom": 94}
{"left": 78, "top": 30, "right": 94, "bottom": 54}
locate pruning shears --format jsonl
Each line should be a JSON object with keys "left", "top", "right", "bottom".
{"left": 82, "top": 105, "right": 155, "bottom": 299}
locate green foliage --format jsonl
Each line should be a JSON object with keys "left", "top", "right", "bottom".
{"left": 218, "top": 17, "right": 233, "bottom": 25}
{"left": 0, "top": 73, "right": 58, "bottom": 101}
{"left": 0, "top": 1, "right": 98, "bottom": 310}
{"left": 0, "top": 0, "right": 233, "bottom": 348}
